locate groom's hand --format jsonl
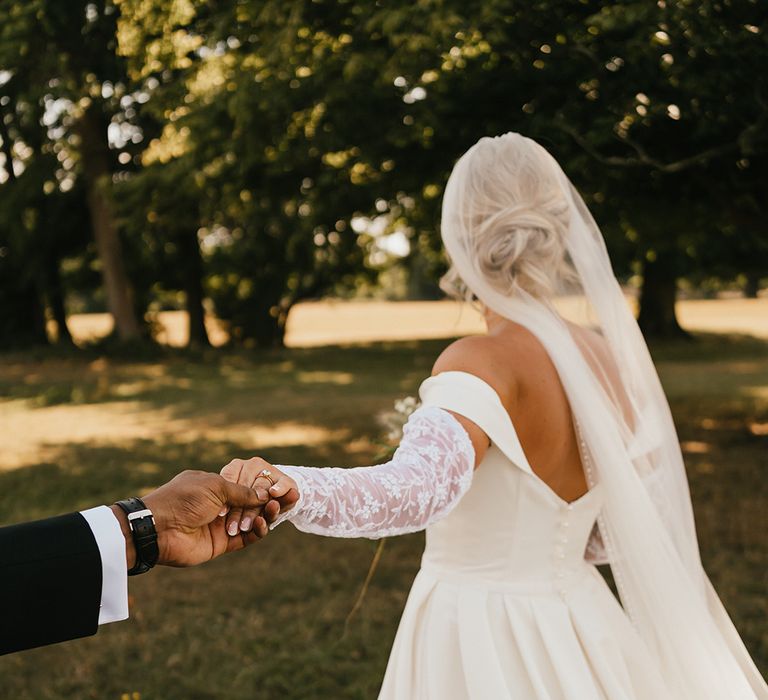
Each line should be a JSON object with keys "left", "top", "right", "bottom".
{"left": 111, "top": 470, "right": 271, "bottom": 568}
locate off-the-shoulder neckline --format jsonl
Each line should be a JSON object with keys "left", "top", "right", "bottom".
{"left": 420, "top": 371, "right": 599, "bottom": 508}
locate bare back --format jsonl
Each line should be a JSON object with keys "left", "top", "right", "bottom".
{"left": 432, "top": 318, "right": 611, "bottom": 503}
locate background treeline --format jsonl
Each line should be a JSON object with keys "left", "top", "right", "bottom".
{"left": 0, "top": 0, "right": 766, "bottom": 350}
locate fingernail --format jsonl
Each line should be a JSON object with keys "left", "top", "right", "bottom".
{"left": 218, "top": 507, "right": 228, "bottom": 517}
{"left": 227, "top": 521, "right": 238, "bottom": 536}
{"left": 240, "top": 517, "right": 252, "bottom": 531}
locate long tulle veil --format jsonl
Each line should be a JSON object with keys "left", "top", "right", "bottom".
{"left": 440, "top": 133, "right": 767, "bottom": 699}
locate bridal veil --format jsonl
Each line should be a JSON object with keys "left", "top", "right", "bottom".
{"left": 439, "top": 133, "right": 767, "bottom": 699}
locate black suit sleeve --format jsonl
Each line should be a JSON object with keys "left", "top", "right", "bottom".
{"left": 0, "top": 512, "right": 103, "bottom": 655}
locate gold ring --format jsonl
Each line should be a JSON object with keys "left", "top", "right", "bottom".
{"left": 257, "top": 468, "right": 276, "bottom": 487}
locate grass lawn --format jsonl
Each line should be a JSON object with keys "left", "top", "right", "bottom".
{"left": 0, "top": 333, "right": 766, "bottom": 698}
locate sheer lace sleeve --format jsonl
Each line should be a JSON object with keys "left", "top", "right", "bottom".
{"left": 272, "top": 406, "right": 475, "bottom": 539}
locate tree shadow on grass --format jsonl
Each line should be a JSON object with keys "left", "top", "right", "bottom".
{"left": 0, "top": 340, "right": 448, "bottom": 432}
{"left": 674, "top": 394, "right": 768, "bottom": 673}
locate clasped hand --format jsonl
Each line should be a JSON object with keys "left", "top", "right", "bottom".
{"left": 119, "top": 466, "right": 298, "bottom": 569}
{"left": 219, "top": 457, "right": 299, "bottom": 537}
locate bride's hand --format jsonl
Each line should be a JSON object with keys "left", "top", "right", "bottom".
{"left": 220, "top": 457, "right": 299, "bottom": 537}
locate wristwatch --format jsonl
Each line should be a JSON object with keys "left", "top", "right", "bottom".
{"left": 115, "top": 497, "right": 160, "bottom": 575}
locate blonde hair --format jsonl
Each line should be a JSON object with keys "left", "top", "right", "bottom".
{"left": 439, "top": 135, "right": 576, "bottom": 302}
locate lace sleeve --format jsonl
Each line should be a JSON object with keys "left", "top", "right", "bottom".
{"left": 272, "top": 406, "right": 475, "bottom": 539}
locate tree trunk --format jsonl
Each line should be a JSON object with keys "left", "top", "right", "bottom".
{"left": 744, "top": 272, "right": 760, "bottom": 299}
{"left": 47, "top": 253, "right": 73, "bottom": 344}
{"left": 0, "top": 274, "right": 48, "bottom": 349}
{"left": 0, "top": 110, "right": 17, "bottom": 183}
{"left": 407, "top": 252, "right": 442, "bottom": 300}
{"left": 637, "top": 254, "right": 689, "bottom": 340}
{"left": 178, "top": 232, "right": 210, "bottom": 347}
{"left": 77, "top": 102, "right": 141, "bottom": 341}
{"left": 251, "top": 304, "right": 287, "bottom": 348}
{"left": 0, "top": 110, "right": 48, "bottom": 348}
{"left": 227, "top": 297, "right": 287, "bottom": 348}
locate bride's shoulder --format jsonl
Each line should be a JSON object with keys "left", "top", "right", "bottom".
{"left": 431, "top": 335, "right": 518, "bottom": 406}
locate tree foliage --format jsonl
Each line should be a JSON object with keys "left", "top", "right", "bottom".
{"left": 1, "top": 0, "right": 765, "bottom": 348}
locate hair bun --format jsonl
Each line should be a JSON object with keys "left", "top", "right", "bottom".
{"left": 479, "top": 191, "right": 571, "bottom": 298}
{"left": 440, "top": 137, "right": 575, "bottom": 301}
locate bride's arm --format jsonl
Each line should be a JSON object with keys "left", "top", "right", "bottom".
{"left": 220, "top": 406, "right": 481, "bottom": 539}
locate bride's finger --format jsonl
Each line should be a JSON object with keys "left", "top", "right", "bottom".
{"left": 227, "top": 500, "right": 253, "bottom": 536}
{"left": 238, "top": 496, "right": 268, "bottom": 532}
{"left": 220, "top": 458, "right": 245, "bottom": 483}
{"left": 224, "top": 456, "right": 275, "bottom": 533}
{"left": 226, "top": 509, "right": 243, "bottom": 536}
{"left": 277, "top": 487, "right": 299, "bottom": 513}
{"left": 268, "top": 476, "right": 293, "bottom": 498}
{"left": 237, "top": 477, "right": 271, "bottom": 531}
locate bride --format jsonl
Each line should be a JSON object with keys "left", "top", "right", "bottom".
{"left": 221, "top": 133, "right": 767, "bottom": 699}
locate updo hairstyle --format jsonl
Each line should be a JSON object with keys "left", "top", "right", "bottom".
{"left": 440, "top": 135, "right": 576, "bottom": 302}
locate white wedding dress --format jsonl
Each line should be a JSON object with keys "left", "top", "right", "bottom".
{"left": 270, "top": 133, "right": 767, "bottom": 699}
{"left": 277, "top": 370, "right": 673, "bottom": 699}
{"left": 379, "top": 371, "right": 669, "bottom": 699}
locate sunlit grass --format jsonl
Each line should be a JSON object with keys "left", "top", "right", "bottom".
{"left": 60, "top": 297, "right": 768, "bottom": 348}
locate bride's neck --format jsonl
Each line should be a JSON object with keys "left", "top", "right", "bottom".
{"left": 483, "top": 309, "right": 507, "bottom": 333}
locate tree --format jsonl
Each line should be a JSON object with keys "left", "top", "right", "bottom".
{"left": 0, "top": 0, "right": 144, "bottom": 344}
{"left": 114, "top": 0, "right": 387, "bottom": 346}
{"left": 545, "top": 1, "right": 768, "bottom": 336}
{"left": 117, "top": 160, "right": 211, "bottom": 347}
{"left": 32, "top": 0, "right": 760, "bottom": 349}
{"left": 0, "top": 72, "right": 92, "bottom": 348}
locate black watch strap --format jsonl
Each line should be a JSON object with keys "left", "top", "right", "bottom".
{"left": 115, "top": 497, "right": 159, "bottom": 576}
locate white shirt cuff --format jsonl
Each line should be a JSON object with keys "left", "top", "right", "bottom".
{"left": 80, "top": 506, "right": 129, "bottom": 625}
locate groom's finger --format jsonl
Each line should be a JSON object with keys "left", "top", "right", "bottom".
{"left": 225, "top": 528, "right": 259, "bottom": 554}
{"left": 263, "top": 499, "right": 281, "bottom": 525}
{"left": 220, "top": 477, "right": 266, "bottom": 507}
{"left": 219, "top": 460, "right": 245, "bottom": 520}
{"left": 252, "top": 515, "right": 269, "bottom": 539}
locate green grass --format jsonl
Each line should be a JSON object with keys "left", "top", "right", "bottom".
{"left": 0, "top": 335, "right": 766, "bottom": 698}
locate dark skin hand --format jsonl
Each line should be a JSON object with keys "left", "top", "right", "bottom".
{"left": 109, "top": 470, "right": 291, "bottom": 568}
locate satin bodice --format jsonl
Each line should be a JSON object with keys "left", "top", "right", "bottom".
{"left": 422, "top": 444, "right": 603, "bottom": 595}
{"left": 418, "top": 371, "right": 604, "bottom": 597}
